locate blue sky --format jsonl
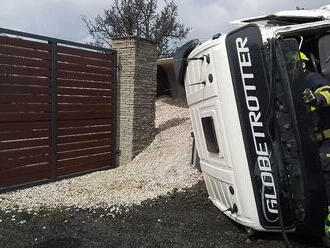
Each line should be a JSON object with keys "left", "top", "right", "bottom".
{"left": 0, "top": 0, "right": 329, "bottom": 45}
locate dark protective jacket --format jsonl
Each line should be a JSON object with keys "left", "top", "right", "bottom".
{"left": 304, "top": 72, "right": 330, "bottom": 134}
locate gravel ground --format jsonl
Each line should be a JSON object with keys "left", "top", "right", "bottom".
{"left": 0, "top": 96, "right": 324, "bottom": 247}
{"left": 0, "top": 181, "right": 323, "bottom": 248}
{"left": 0, "top": 96, "right": 202, "bottom": 211}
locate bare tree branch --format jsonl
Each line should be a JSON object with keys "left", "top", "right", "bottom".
{"left": 82, "top": 0, "right": 190, "bottom": 57}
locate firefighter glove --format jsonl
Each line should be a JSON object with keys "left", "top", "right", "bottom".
{"left": 303, "top": 88, "right": 318, "bottom": 106}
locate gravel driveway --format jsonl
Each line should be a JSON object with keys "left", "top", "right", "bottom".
{"left": 0, "top": 97, "right": 324, "bottom": 247}
{"left": 0, "top": 181, "right": 323, "bottom": 248}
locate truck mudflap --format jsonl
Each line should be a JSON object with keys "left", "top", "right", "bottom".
{"left": 225, "top": 24, "right": 295, "bottom": 230}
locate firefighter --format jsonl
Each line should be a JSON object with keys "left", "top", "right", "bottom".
{"left": 300, "top": 52, "right": 330, "bottom": 242}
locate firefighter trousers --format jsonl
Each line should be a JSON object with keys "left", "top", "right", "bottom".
{"left": 319, "top": 139, "right": 330, "bottom": 204}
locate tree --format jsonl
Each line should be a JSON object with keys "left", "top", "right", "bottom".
{"left": 82, "top": 0, "right": 190, "bottom": 57}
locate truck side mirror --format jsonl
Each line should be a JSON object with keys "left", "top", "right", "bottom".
{"left": 173, "top": 39, "right": 200, "bottom": 86}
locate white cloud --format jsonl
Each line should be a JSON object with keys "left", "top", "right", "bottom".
{"left": 175, "top": 0, "right": 330, "bottom": 42}
{"left": 0, "top": 0, "right": 329, "bottom": 45}
{"left": 0, "top": 0, "right": 109, "bottom": 42}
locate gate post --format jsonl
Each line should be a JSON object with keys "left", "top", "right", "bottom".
{"left": 112, "top": 37, "right": 157, "bottom": 166}
{"left": 50, "top": 40, "right": 57, "bottom": 180}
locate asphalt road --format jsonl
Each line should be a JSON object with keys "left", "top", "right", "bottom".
{"left": 0, "top": 182, "right": 324, "bottom": 248}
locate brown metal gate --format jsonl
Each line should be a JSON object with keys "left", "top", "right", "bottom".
{"left": 0, "top": 28, "right": 117, "bottom": 190}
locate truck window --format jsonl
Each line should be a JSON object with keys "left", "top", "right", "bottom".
{"left": 280, "top": 38, "right": 304, "bottom": 85}
{"left": 279, "top": 38, "right": 307, "bottom": 107}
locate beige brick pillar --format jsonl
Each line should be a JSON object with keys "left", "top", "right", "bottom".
{"left": 112, "top": 37, "right": 157, "bottom": 166}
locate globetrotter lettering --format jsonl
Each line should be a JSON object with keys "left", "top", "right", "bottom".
{"left": 235, "top": 37, "right": 279, "bottom": 222}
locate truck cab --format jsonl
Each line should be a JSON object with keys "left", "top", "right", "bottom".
{"left": 176, "top": 5, "right": 330, "bottom": 235}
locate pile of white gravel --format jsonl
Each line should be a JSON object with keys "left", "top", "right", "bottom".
{"left": 0, "top": 96, "right": 202, "bottom": 211}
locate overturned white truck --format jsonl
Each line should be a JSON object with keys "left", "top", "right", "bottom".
{"left": 174, "top": 5, "right": 330, "bottom": 242}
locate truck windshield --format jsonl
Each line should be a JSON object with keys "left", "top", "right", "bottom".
{"left": 279, "top": 38, "right": 307, "bottom": 104}
{"left": 280, "top": 39, "right": 304, "bottom": 85}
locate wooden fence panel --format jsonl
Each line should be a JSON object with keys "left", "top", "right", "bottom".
{"left": 0, "top": 31, "right": 116, "bottom": 190}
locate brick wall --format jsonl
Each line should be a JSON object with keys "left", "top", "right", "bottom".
{"left": 113, "top": 37, "right": 157, "bottom": 166}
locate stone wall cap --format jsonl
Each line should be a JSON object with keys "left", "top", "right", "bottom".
{"left": 112, "top": 36, "right": 157, "bottom": 44}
